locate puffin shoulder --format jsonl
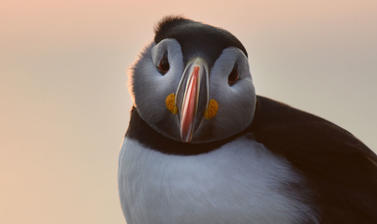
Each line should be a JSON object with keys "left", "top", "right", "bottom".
{"left": 250, "top": 95, "right": 377, "bottom": 223}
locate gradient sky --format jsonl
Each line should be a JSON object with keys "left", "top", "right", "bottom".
{"left": 1, "top": 1, "right": 376, "bottom": 223}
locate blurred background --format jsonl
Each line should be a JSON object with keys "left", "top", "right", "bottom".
{"left": 1, "top": 0, "right": 376, "bottom": 223}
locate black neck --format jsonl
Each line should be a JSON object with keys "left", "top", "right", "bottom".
{"left": 125, "top": 107, "right": 251, "bottom": 155}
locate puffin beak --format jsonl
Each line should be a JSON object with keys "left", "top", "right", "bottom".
{"left": 175, "top": 58, "right": 209, "bottom": 143}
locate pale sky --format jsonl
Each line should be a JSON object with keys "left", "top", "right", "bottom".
{"left": 1, "top": 1, "right": 376, "bottom": 223}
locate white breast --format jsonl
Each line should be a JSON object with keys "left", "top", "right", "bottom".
{"left": 118, "top": 136, "right": 317, "bottom": 224}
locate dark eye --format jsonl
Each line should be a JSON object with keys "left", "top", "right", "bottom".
{"left": 157, "top": 53, "right": 169, "bottom": 75}
{"left": 228, "top": 65, "right": 239, "bottom": 86}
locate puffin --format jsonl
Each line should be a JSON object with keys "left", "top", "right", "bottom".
{"left": 118, "top": 16, "right": 377, "bottom": 224}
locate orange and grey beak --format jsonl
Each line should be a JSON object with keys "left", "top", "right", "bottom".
{"left": 175, "top": 58, "right": 209, "bottom": 142}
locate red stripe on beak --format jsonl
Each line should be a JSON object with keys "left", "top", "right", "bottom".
{"left": 180, "top": 66, "right": 200, "bottom": 142}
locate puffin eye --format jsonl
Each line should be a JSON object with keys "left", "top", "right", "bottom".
{"left": 157, "top": 52, "right": 170, "bottom": 75}
{"left": 228, "top": 65, "right": 239, "bottom": 86}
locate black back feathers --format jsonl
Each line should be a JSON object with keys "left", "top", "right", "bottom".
{"left": 250, "top": 96, "right": 377, "bottom": 223}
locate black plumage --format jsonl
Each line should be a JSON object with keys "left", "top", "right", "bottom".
{"left": 250, "top": 96, "right": 377, "bottom": 223}
{"left": 127, "top": 96, "right": 377, "bottom": 223}
{"left": 154, "top": 16, "right": 247, "bottom": 68}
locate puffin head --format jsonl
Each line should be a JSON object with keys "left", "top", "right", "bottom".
{"left": 129, "top": 16, "right": 256, "bottom": 143}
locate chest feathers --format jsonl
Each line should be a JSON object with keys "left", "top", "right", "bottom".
{"left": 118, "top": 136, "right": 318, "bottom": 224}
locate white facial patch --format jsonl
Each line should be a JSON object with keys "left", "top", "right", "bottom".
{"left": 131, "top": 39, "right": 184, "bottom": 129}
{"left": 194, "top": 47, "right": 256, "bottom": 142}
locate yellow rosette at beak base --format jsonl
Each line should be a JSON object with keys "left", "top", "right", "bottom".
{"left": 204, "top": 99, "right": 218, "bottom": 120}
{"left": 165, "top": 93, "right": 178, "bottom": 114}
{"left": 165, "top": 93, "right": 218, "bottom": 120}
